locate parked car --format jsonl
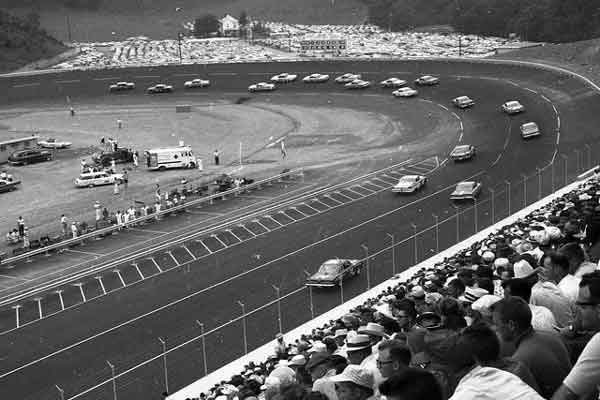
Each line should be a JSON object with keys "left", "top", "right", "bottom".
{"left": 92, "top": 148, "right": 134, "bottom": 167}
{"left": 450, "top": 181, "right": 482, "bottom": 200}
{"left": 520, "top": 122, "right": 541, "bottom": 138}
{"left": 305, "top": 259, "right": 363, "bottom": 287}
{"left": 271, "top": 73, "right": 298, "bottom": 83}
{"left": 335, "top": 73, "right": 361, "bottom": 83}
{"left": 345, "top": 79, "right": 371, "bottom": 89}
{"left": 380, "top": 77, "right": 407, "bottom": 88}
{"left": 392, "top": 175, "right": 427, "bottom": 193}
{"left": 415, "top": 75, "right": 440, "bottom": 85}
{"left": 392, "top": 87, "right": 418, "bottom": 97}
{"left": 452, "top": 96, "right": 475, "bottom": 109}
{"left": 147, "top": 84, "right": 173, "bottom": 94}
{"left": 450, "top": 145, "right": 476, "bottom": 161}
{"left": 248, "top": 82, "right": 276, "bottom": 92}
{"left": 109, "top": 81, "right": 135, "bottom": 92}
{"left": 0, "top": 178, "right": 20, "bottom": 192}
{"left": 184, "top": 78, "right": 210, "bottom": 88}
{"left": 37, "top": 138, "right": 72, "bottom": 149}
{"left": 8, "top": 149, "right": 52, "bottom": 165}
{"left": 502, "top": 100, "right": 525, "bottom": 114}
{"left": 303, "top": 73, "right": 330, "bottom": 83}
{"left": 75, "top": 171, "right": 124, "bottom": 188}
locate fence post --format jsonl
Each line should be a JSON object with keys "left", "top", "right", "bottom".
{"left": 551, "top": 159, "right": 555, "bottom": 193}
{"left": 339, "top": 275, "right": 344, "bottom": 304}
{"left": 195, "top": 321, "right": 209, "bottom": 376}
{"left": 586, "top": 144, "right": 592, "bottom": 170}
{"left": 505, "top": 180, "right": 511, "bottom": 215}
{"left": 386, "top": 233, "right": 396, "bottom": 275}
{"left": 237, "top": 301, "right": 248, "bottom": 355}
{"left": 575, "top": 149, "right": 581, "bottom": 174}
{"left": 272, "top": 285, "right": 283, "bottom": 334}
{"left": 562, "top": 154, "right": 568, "bottom": 185}
{"left": 537, "top": 168, "right": 542, "bottom": 200}
{"left": 361, "top": 244, "right": 371, "bottom": 290}
{"left": 521, "top": 174, "right": 527, "bottom": 207}
{"left": 489, "top": 188, "right": 495, "bottom": 224}
{"left": 474, "top": 199, "right": 478, "bottom": 233}
{"left": 432, "top": 214, "right": 439, "bottom": 253}
{"left": 411, "top": 223, "right": 418, "bottom": 264}
{"left": 158, "top": 337, "right": 169, "bottom": 395}
{"left": 303, "top": 270, "right": 314, "bottom": 319}
{"left": 107, "top": 361, "right": 117, "bottom": 400}
{"left": 453, "top": 205, "right": 460, "bottom": 242}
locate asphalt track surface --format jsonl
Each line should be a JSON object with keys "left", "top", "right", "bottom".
{"left": 2, "top": 59, "right": 600, "bottom": 400}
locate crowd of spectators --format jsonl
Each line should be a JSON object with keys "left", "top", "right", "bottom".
{"left": 51, "top": 23, "right": 524, "bottom": 70}
{"left": 190, "top": 176, "right": 600, "bottom": 400}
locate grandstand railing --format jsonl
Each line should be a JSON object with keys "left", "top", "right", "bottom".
{"left": 1, "top": 168, "right": 304, "bottom": 267}
{"left": 46, "top": 142, "right": 600, "bottom": 400}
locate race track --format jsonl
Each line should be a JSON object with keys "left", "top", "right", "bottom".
{"left": 1, "top": 59, "right": 599, "bottom": 400}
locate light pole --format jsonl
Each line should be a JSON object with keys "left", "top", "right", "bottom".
{"left": 537, "top": 168, "right": 542, "bottom": 200}
{"left": 411, "top": 223, "right": 418, "bottom": 264}
{"left": 195, "top": 321, "right": 208, "bottom": 376}
{"left": 360, "top": 244, "right": 371, "bottom": 289}
{"left": 561, "top": 154, "right": 568, "bottom": 185}
{"left": 303, "top": 270, "right": 314, "bottom": 319}
{"left": 432, "top": 214, "right": 439, "bottom": 253}
{"left": 272, "top": 285, "right": 282, "bottom": 334}
{"left": 237, "top": 300, "right": 248, "bottom": 355}
{"left": 505, "top": 180, "right": 511, "bottom": 215}
{"left": 551, "top": 158, "right": 555, "bottom": 192}
{"left": 107, "top": 360, "right": 117, "bottom": 400}
{"left": 489, "top": 188, "right": 495, "bottom": 223}
{"left": 386, "top": 233, "right": 396, "bottom": 275}
{"left": 66, "top": 15, "right": 72, "bottom": 43}
{"left": 474, "top": 198, "right": 478, "bottom": 233}
{"left": 575, "top": 149, "right": 581, "bottom": 174}
{"left": 453, "top": 205, "right": 460, "bottom": 242}
{"left": 177, "top": 32, "right": 184, "bottom": 63}
{"left": 159, "top": 337, "right": 169, "bottom": 395}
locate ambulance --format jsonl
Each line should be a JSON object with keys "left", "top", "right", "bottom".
{"left": 145, "top": 146, "right": 197, "bottom": 171}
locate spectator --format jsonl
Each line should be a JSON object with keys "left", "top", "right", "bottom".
{"left": 502, "top": 278, "right": 557, "bottom": 331}
{"left": 345, "top": 334, "right": 373, "bottom": 366}
{"left": 491, "top": 296, "right": 572, "bottom": 398}
{"left": 71, "top": 222, "right": 78, "bottom": 239}
{"left": 275, "top": 333, "right": 288, "bottom": 359}
{"left": 546, "top": 252, "right": 582, "bottom": 303}
{"left": 288, "top": 355, "right": 311, "bottom": 387}
{"left": 379, "top": 368, "right": 443, "bottom": 400}
{"left": 94, "top": 201, "right": 101, "bottom": 228}
{"left": 214, "top": 149, "right": 220, "bottom": 165}
{"left": 552, "top": 271, "right": 600, "bottom": 400}
{"left": 60, "top": 214, "right": 68, "bottom": 237}
{"left": 531, "top": 254, "right": 575, "bottom": 327}
{"left": 376, "top": 340, "right": 411, "bottom": 379}
{"left": 330, "top": 365, "right": 374, "bottom": 400}
{"left": 445, "top": 278, "right": 466, "bottom": 299}
{"left": 308, "top": 353, "right": 342, "bottom": 400}
{"left": 17, "top": 216, "right": 25, "bottom": 238}
{"left": 558, "top": 242, "right": 597, "bottom": 278}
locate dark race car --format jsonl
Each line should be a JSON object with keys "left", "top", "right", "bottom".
{"left": 8, "top": 149, "right": 52, "bottom": 165}
{"left": 92, "top": 148, "right": 134, "bottom": 167}
{"left": 305, "top": 259, "right": 363, "bottom": 287}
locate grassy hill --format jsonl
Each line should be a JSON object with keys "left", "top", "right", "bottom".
{"left": 4, "top": 0, "right": 367, "bottom": 42}
{"left": 0, "top": 9, "right": 67, "bottom": 73}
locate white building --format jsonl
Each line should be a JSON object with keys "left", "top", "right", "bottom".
{"left": 219, "top": 14, "right": 239, "bottom": 37}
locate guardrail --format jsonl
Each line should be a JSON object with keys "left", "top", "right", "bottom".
{"left": 1, "top": 168, "right": 304, "bottom": 266}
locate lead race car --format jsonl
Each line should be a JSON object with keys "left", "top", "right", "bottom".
{"left": 271, "top": 73, "right": 298, "bottom": 83}
{"left": 303, "top": 73, "right": 330, "bottom": 83}
{"left": 248, "top": 82, "right": 276, "bottom": 92}
{"left": 305, "top": 259, "right": 363, "bottom": 287}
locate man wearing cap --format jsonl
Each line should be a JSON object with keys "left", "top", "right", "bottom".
{"left": 308, "top": 353, "right": 342, "bottom": 400}
{"left": 331, "top": 365, "right": 375, "bottom": 400}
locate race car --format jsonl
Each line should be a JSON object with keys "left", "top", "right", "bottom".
{"left": 75, "top": 170, "right": 125, "bottom": 188}
{"left": 147, "top": 84, "right": 173, "bottom": 94}
{"left": 344, "top": 79, "right": 371, "bottom": 89}
{"left": 392, "top": 175, "right": 427, "bottom": 193}
{"left": 520, "top": 122, "right": 541, "bottom": 139}
{"left": 303, "top": 73, "right": 330, "bottom": 83}
{"left": 184, "top": 78, "right": 210, "bottom": 88}
{"left": 450, "top": 145, "right": 476, "bottom": 161}
{"left": 335, "top": 73, "right": 361, "bottom": 83}
{"left": 392, "top": 87, "right": 418, "bottom": 97}
{"left": 450, "top": 181, "right": 482, "bottom": 200}
{"left": 452, "top": 96, "right": 475, "bottom": 109}
{"left": 92, "top": 148, "right": 134, "bottom": 167}
{"left": 415, "top": 75, "right": 440, "bottom": 86}
{"left": 109, "top": 81, "right": 135, "bottom": 92}
{"left": 248, "top": 82, "right": 276, "bottom": 92}
{"left": 305, "top": 259, "right": 363, "bottom": 287}
{"left": 271, "top": 73, "right": 298, "bottom": 83}
{"left": 502, "top": 100, "right": 525, "bottom": 114}
{"left": 37, "top": 138, "right": 72, "bottom": 149}
{"left": 380, "top": 77, "right": 407, "bottom": 88}
{"left": 0, "top": 177, "right": 20, "bottom": 193}
{"left": 8, "top": 149, "right": 52, "bottom": 165}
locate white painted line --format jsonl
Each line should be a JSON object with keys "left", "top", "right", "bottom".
{"left": 372, "top": 176, "right": 395, "bottom": 185}
{"left": 181, "top": 246, "right": 197, "bottom": 260}
{"left": 64, "top": 249, "right": 105, "bottom": 257}
{"left": 128, "top": 227, "right": 168, "bottom": 234}
{"left": 93, "top": 77, "right": 121, "bottom": 81}
{"left": 299, "top": 202, "right": 320, "bottom": 213}
{"left": 279, "top": 210, "right": 300, "bottom": 222}
{"left": 186, "top": 210, "right": 226, "bottom": 217}
{"left": 290, "top": 207, "right": 309, "bottom": 218}
{"left": 226, "top": 230, "right": 242, "bottom": 243}
{"left": 253, "top": 220, "right": 271, "bottom": 232}
{"left": 195, "top": 239, "right": 213, "bottom": 254}
{"left": 311, "top": 198, "right": 333, "bottom": 208}
{"left": 95, "top": 277, "right": 106, "bottom": 295}
{"left": 12, "top": 83, "right": 40, "bottom": 88}
{"left": 323, "top": 195, "right": 344, "bottom": 205}
{"left": 363, "top": 181, "right": 385, "bottom": 190}
{"left": 491, "top": 154, "right": 502, "bottom": 167}
{"left": 459, "top": 132, "right": 464, "bottom": 142}
{"left": 167, "top": 252, "right": 180, "bottom": 266}
{"left": 148, "top": 257, "right": 163, "bottom": 273}
{"left": 210, "top": 72, "right": 237, "bottom": 76}
{"left": 0, "top": 274, "right": 30, "bottom": 282}
{"left": 551, "top": 149, "right": 558, "bottom": 165}
{"left": 556, "top": 130, "right": 561, "bottom": 146}
{"left": 113, "top": 270, "right": 126, "bottom": 287}
{"left": 524, "top": 87, "right": 537, "bottom": 94}
{"left": 133, "top": 264, "right": 145, "bottom": 280}
{"left": 459, "top": 121, "right": 464, "bottom": 132}
{"left": 237, "top": 225, "right": 256, "bottom": 237}
{"left": 540, "top": 94, "right": 551, "bottom": 103}
{"left": 557, "top": 115, "right": 561, "bottom": 131}
{"left": 333, "top": 191, "right": 354, "bottom": 201}
{"left": 211, "top": 234, "right": 228, "bottom": 248}
{"left": 133, "top": 75, "right": 160, "bottom": 79}
{"left": 55, "top": 79, "right": 80, "bottom": 84}
{"left": 239, "top": 194, "right": 272, "bottom": 200}
{"left": 451, "top": 112, "right": 460, "bottom": 121}
{"left": 438, "top": 104, "right": 449, "bottom": 111}
{"left": 172, "top": 73, "right": 198, "bottom": 77}
{"left": 265, "top": 216, "right": 284, "bottom": 226}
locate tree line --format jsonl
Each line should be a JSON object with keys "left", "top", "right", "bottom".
{"left": 362, "top": 0, "right": 600, "bottom": 42}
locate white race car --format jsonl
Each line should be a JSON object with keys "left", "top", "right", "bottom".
{"left": 392, "top": 87, "right": 418, "bottom": 97}
{"left": 415, "top": 75, "right": 440, "bottom": 86}
{"left": 452, "top": 96, "right": 475, "bottom": 109}
{"left": 37, "top": 138, "right": 72, "bottom": 149}
{"left": 184, "top": 78, "right": 210, "bottom": 88}
{"left": 392, "top": 175, "right": 427, "bottom": 193}
{"left": 502, "top": 100, "right": 525, "bottom": 114}
{"left": 450, "top": 145, "right": 476, "bottom": 161}
{"left": 303, "top": 73, "right": 330, "bottom": 83}
{"left": 248, "top": 82, "right": 276, "bottom": 92}
{"left": 344, "top": 79, "right": 371, "bottom": 89}
{"left": 271, "top": 73, "right": 298, "bottom": 83}
{"left": 109, "top": 81, "right": 135, "bottom": 92}
{"left": 520, "top": 122, "right": 541, "bottom": 139}
{"left": 147, "top": 84, "right": 173, "bottom": 94}
{"left": 380, "top": 78, "right": 407, "bottom": 88}
{"left": 335, "top": 73, "right": 361, "bottom": 83}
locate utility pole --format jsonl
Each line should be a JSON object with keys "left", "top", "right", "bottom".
{"left": 66, "top": 15, "right": 72, "bottom": 42}
{"left": 177, "top": 32, "right": 183, "bottom": 63}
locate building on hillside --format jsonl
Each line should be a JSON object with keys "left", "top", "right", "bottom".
{"left": 0, "top": 135, "right": 39, "bottom": 164}
{"left": 219, "top": 14, "right": 239, "bottom": 37}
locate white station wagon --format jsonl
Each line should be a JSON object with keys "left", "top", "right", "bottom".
{"left": 75, "top": 171, "right": 124, "bottom": 188}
